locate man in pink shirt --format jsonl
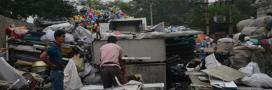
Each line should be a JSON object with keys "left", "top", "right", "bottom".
{"left": 100, "top": 36, "right": 123, "bottom": 89}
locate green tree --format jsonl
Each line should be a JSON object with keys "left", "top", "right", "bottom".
{"left": 0, "top": 0, "right": 77, "bottom": 19}
{"left": 188, "top": 0, "right": 255, "bottom": 33}
{"left": 128, "top": 0, "right": 191, "bottom": 25}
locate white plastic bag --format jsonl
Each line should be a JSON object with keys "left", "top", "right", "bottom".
{"left": 73, "top": 26, "right": 94, "bottom": 44}
{"left": 239, "top": 62, "right": 260, "bottom": 77}
{"left": 43, "top": 23, "right": 74, "bottom": 32}
{"left": 64, "top": 59, "right": 83, "bottom": 90}
{"left": 40, "top": 30, "right": 75, "bottom": 42}
{"left": 239, "top": 62, "right": 272, "bottom": 88}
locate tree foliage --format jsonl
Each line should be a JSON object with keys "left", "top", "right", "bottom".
{"left": 122, "top": 0, "right": 192, "bottom": 25}
{"left": 0, "top": 0, "right": 77, "bottom": 19}
{"left": 188, "top": 0, "right": 256, "bottom": 33}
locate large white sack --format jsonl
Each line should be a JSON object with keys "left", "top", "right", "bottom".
{"left": 251, "top": 16, "right": 272, "bottom": 27}
{"left": 40, "top": 30, "right": 75, "bottom": 42}
{"left": 239, "top": 62, "right": 272, "bottom": 88}
{"left": 241, "top": 27, "right": 257, "bottom": 36}
{"left": 43, "top": 23, "right": 74, "bottom": 32}
{"left": 64, "top": 59, "right": 83, "bottom": 90}
{"left": 236, "top": 18, "right": 255, "bottom": 32}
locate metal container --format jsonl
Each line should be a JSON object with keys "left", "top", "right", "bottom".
{"left": 92, "top": 39, "right": 166, "bottom": 64}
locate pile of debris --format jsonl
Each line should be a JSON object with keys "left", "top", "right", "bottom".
{"left": 184, "top": 15, "right": 272, "bottom": 90}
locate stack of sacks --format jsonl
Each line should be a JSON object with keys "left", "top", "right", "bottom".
{"left": 236, "top": 16, "right": 272, "bottom": 46}
{"left": 216, "top": 38, "right": 235, "bottom": 55}
{"left": 231, "top": 46, "right": 252, "bottom": 69}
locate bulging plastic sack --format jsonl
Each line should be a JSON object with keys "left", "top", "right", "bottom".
{"left": 43, "top": 23, "right": 74, "bottom": 33}
{"left": 40, "top": 30, "right": 75, "bottom": 42}
{"left": 239, "top": 62, "right": 272, "bottom": 88}
{"left": 73, "top": 26, "right": 94, "bottom": 44}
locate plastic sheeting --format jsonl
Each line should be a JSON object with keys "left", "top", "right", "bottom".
{"left": 0, "top": 57, "right": 28, "bottom": 89}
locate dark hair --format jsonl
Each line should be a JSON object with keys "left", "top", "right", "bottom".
{"left": 54, "top": 30, "right": 66, "bottom": 39}
{"left": 68, "top": 48, "right": 80, "bottom": 58}
{"left": 107, "top": 36, "right": 117, "bottom": 43}
{"left": 238, "top": 34, "right": 246, "bottom": 42}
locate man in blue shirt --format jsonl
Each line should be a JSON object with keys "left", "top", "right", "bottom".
{"left": 47, "top": 30, "right": 65, "bottom": 90}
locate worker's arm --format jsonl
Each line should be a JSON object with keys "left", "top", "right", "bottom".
{"left": 40, "top": 51, "right": 52, "bottom": 65}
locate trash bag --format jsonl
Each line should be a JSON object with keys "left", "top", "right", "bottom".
{"left": 236, "top": 18, "right": 255, "bottom": 32}
{"left": 241, "top": 27, "right": 257, "bottom": 36}
{"left": 40, "top": 30, "right": 75, "bottom": 42}
{"left": 252, "top": 16, "right": 272, "bottom": 27}
{"left": 73, "top": 26, "right": 94, "bottom": 44}
{"left": 40, "top": 30, "right": 55, "bottom": 41}
{"left": 239, "top": 62, "right": 260, "bottom": 76}
{"left": 64, "top": 59, "right": 83, "bottom": 90}
{"left": 82, "top": 62, "right": 101, "bottom": 84}
{"left": 239, "top": 62, "right": 272, "bottom": 88}
{"left": 43, "top": 23, "right": 74, "bottom": 33}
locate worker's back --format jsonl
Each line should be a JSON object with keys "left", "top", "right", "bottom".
{"left": 100, "top": 43, "right": 122, "bottom": 68}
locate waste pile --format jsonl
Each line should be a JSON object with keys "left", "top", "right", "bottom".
{"left": 183, "top": 15, "right": 272, "bottom": 90}
{"left": 1, "top": 6, "right": 202, "bottom": 89}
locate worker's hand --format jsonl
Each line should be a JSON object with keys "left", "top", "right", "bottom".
{"left": 0, "top": 48, "right": 8, "bottom": 53}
